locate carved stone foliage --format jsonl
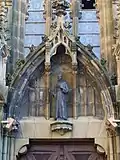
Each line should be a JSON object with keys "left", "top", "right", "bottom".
{"left": 0, "top": 2, "right": 11, "bottom": 58}
{"left": 25, "top": 0, "right": 30, "bottom": 21}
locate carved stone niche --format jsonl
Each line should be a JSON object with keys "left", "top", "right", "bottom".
{"left": 51, "top": 120, "right": 73, "bottom": 135}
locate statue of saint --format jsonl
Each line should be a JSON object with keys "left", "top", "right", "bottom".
{"left": 53, "top": 73, "right": 69, "bottom": 121}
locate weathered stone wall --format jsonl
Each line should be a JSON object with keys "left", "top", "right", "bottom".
{"left": 14, "top": 117, "right": 108, "bottom": 159}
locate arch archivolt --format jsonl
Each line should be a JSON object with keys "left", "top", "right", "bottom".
{"left": 8, "top": 43, "right": 115, "bottom": 120}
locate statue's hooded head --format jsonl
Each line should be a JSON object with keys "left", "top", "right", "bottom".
{"left": 57, "top": 72, "right": 62, "bottom": 81}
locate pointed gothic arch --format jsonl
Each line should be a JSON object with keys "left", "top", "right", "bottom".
{"left": 7, "top": 40, "right": 115, "bottom": 120}
{"left": 50, "top": 42, "right": 71, "bottom": 58}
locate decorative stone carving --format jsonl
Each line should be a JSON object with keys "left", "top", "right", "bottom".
{"left": 42, "top": 35, "right": 49, "bottom": 43}
{"left": 111, "top": 73, "right": 117, "bottom": 85}
{"left": 113, "top": 0, "right": 119, "bottom": 40}
{"left": 16, "top": 59, "right": 25, "bottom": 69}
{"left": 25, "top": 0, "right": 30, "bottom": 21}
{"left": 95, "top": 2, "right": 100, "bottom": 20}
{"left": 70, "top": 0, "right": 82, "bottom": 19}
{"left": 64, "top": 21, "right": 71, "bottom": 29}
{"left": 51, "top": 120, "right": 73, "bottom": 135}
{"left": 29, "top": 44, "right": 37, "bottom": 52}
{"left": 100, "top": 58, "right": 107, "bottom": 70}
{"left": 86, "top": 44, "right": 93, "bottom": 52}
{"left": 52, "top": 0, "right": 70, "bottom": 16}
{"left": 6, "top": 73, "right": 12, "bottom": 86}
{"left": 50, "top": 22, "right": 57, "bottom": 29}
{"left": 105, "top": 119, "right": 117, "bottom": 137}
{"left": 1, "top": 117, "right": 19, "bottom": 133}
{"left": 0, "top": 2, "right": 11, "bottom": 58}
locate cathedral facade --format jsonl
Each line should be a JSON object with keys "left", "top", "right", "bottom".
{"left": 0, "top": 0, "right": 120, "bottom": 160}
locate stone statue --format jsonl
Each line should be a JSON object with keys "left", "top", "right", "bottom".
{"left": 53, "top": 73, "right": 69, "bottom": 121}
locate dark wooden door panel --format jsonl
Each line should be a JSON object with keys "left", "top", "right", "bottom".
{"left": 18, "top": 142, "right": 106, "bottom": 160}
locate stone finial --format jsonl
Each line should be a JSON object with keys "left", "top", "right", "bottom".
{"left": 52, "top": 0, "right": 70, "bottom": 16}
{"left": 29, "top": 44, "right": 37, "bottom": 52}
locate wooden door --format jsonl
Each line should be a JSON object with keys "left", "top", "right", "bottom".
{"left": 64, "top": 145, "right": 105, "bottom": 160}
{"left": 17, "top": 140, "right": 106, "bottom": 160}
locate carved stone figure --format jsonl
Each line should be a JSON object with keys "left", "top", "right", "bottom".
{"left": 53, "top": 73, "right": 69, "bottom": 121}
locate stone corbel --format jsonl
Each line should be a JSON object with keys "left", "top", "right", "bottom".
{"left": 105, "top": 119, "right": 117, "bottom": 137}
{"left": 51, "top": 121, "right": 73, "bottom": 135}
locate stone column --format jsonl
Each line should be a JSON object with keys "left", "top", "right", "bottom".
{"left": 45, "top": 64, "right": 50, "bottom": 120}
{"left": 106, "top": 121, "right": 117, "bottom": 160}
{"left": 44, "top": 0, "right": 52, "bottom": 36}
{"left": 7, "top": 0, "right": 26, "bottom": 75}
{"left": 71, "top": 42, "right": 77, "bottom": 119}
{"left": 99, "top": 0, "right": 116, "bottom": 75}
{"left": 45, "top": 41, "right": 51, "bottom": 120}
{"left": 72, "top": 64, "right": 77, "bottom": 119}
{"left": 71, "top": 0, "right": 81, "bottom": 37}
{"left": 116, "top": 135, "right": 120, "bottom": 160}
{"left": 9, "top": 136, "right": 15, "bottom": 160}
